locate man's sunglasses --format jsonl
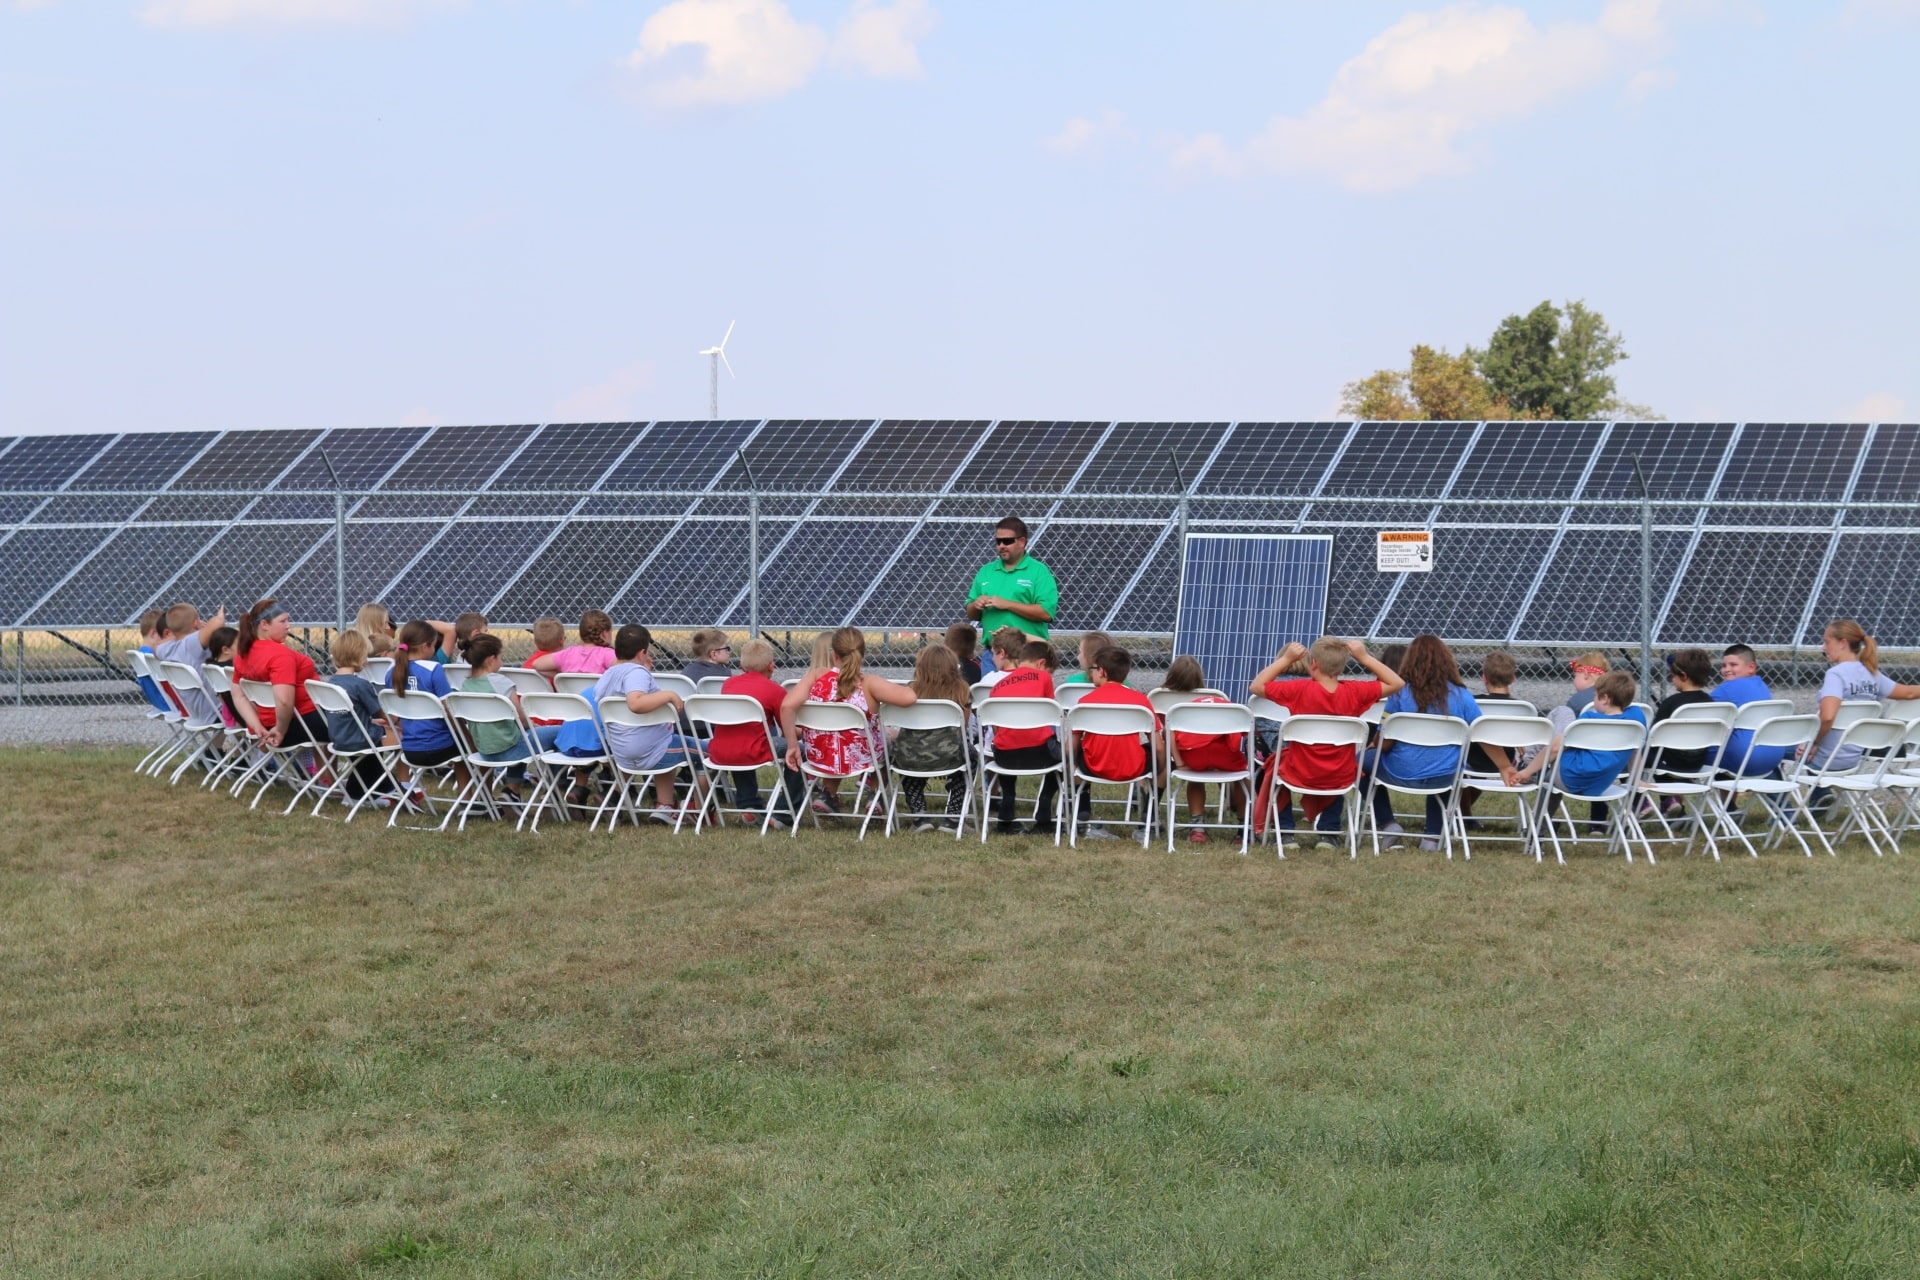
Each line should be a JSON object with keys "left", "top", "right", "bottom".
{"left": 994, "top": 535, "right": 1019, "bottom": 545}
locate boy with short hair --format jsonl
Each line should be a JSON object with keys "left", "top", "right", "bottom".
{"left": 592, "top": 624, "right": 701, "bottom": 824}
{"left": 135, "top": 607, "right": 171, "bottom": 713}
{"left": 1481, "top": 651, "right": 1521, "bottom": 700}
{"left": 1060, "top": 631, "right": 1114, "bottom": 686}
{"left": 944, "top": 622, "right": 982, "bottom": 685}
{"left": 155, "top": 601, "right": 228, "bottom": 724}
{"left": 1070, "top": 645, "right": 1161, "bottom": 840}
{"left": 711, "top": 637, "right": 802, "bottom": 821}
{"left": 987, "top": 639, "right": 1062, "bottom": 835}
{"left": 1249, "top": 637, "right": 1405, "bottom": 846}
{"left": 683, "top": 628, "right": 736, "bottom": 683}
{"left": 1514, "top": 669, "right": 1646, "bottom": 832}
{"left": 980, "top": 626, "right": 1026, "bottom": 687}
{"left": 1549, "top": 650, "right": 1612, "bottom": 735}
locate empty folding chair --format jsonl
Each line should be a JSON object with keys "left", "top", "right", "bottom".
{"left": 683, "top": 693, "right": 791, "bottom": 835}
{"left": 1537, "top": 717, "right": 1648, "bottom": 864}
{"left": 1362, "top": 712, "right": 1473, "bottom": 859}
{"left": 1634, "top": 717, "right": 1733, "bottom": 861}
{"left": 1791, "top": 717, "right": 1910, "bottom": 857}
{"left": 516, "top": 690, "right": 607, "bottom": 832}
{"left": 1881, "top": 720, "right": 1920, "bottom": 842}
{"left": 1063, "top": 701, "right": 1160, "bottom": 848}
{"left": 1163, "top": 700, "right": 1256, "bottom": 855}
{"left": 1709, "top": 713, "right": 1821, "bottom": 857}
{"left": 1458, "top": 715, "right": 1555, "bottom": 861}
{"left": 1271, "top": 715, "right": 1372, "bottom": 859}
{"left": 442, "top": 690, "right": 539, "bottom": 831}
{"left": 593, "top": 697, "right": 699, "bottom": 832}
{"left": 975, "top": 698, "right": 1068, "bottom": 844}
{"left": 877, "top": 699, "right": 974, "bottom": 838}
{"left": 303, "top": 679, "right": 404, "bottom": 822}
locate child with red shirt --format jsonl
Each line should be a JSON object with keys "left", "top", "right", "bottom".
{"left": 988, "top": 640, "right": 1061, "bottom": 835}
{"left": 1249, "top": 637, "right": 1404, "bottom": 845}
{"left": 1070, "top": 645, "right": 1161, "bottom": 841}
{"left": 1163, "top": 655, "right": 1249, "bottom": 843}
{"left": 708, "top": 638, "right": 802, "bottom": 822}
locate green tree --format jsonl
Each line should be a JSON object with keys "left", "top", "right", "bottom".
{"left": 1340, "top": 345, "right": 1541, "bottom": 421}
{"left": 1472, "top": 299, "right": 1643, "bottom": 420}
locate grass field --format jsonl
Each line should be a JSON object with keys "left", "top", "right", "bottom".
{"left": 4, "top": 748, "right": 1920, "bottom": 1278}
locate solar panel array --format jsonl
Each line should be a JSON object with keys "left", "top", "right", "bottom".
{"left": 2, "top": 420, "right": 1917, "bottom": 648}
{"left": 1174, "top": 535, "right": 1333, "bottom": 701}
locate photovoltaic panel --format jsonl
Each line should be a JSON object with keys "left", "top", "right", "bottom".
{"left": 1514, "top": 529, "right": 1693, "bottom": 643}
{"left": 1317, "top": 529, "right": 1403, "bottom": 637}
{"left": 487, "top": 517, "right": 682, "bottom": 623}
{"left": 731, "top": 518, "right": 924, "bottom": 628}
{"left": 859, "top": 521, "right": 1003, "bottom": 629}
{"left": 588, "top": 420, "right": 760, "bottom": 515}
{"left": 1104, "top": 532, "right": 1182, "bottom": 635}
{"left": 381, "top": 518, "right": 563, "bottom": 621}
{"left": 66, "top": 431, "right": 217, "bottom": 489}
{"left": 266, "top": 427, "right": 426, "bottom": 520}
{"left": 0, "top": 433, "right": 116, "bottom": 489}
{"left": 1659, "top": 530, "right": 1830, "bottom": 646}
{"left": 490, "top": 422, "right": 644, "bottom": 490}
{"left": 1844, "top": 424, "right": 1920, "bottom": 529}
{"left": 359, "top": 423, "right": 537, "bottom": 516}
{"left": 274, "top": 522, "right": 446, "bottom": 621}
{"left": 169, "top": 429, "right": 322, "bottom": 488}
{"left": 710, "top": 420, "right": 870, "bottom": 516}
{"left": 1808, "top": 534, "right": 1920, "bottom": 646}
{"left": 1192, "top": 422, "right": 1349, "bottom": 523}
{"left": 0, "top": 526, "right": 122, "bottom": 626}
{"left": 160, "top": 523, "right": 334, "bottom": 620}
{"left": 609, "top": 519, "right": 794, "bottom": 627}
{"left": 1025, "top": 520, "right": 1170, "bottom": 631}
{"left": 1375, "top": 527, "right": 1560, "bottom": 641}
{"left": 27, "top": 525, "right": 224, "bottom": 627}
{"left": 1306, "top": 422, "right": 1477, "bottom": 525}
{"left": 1708, "top": 424, "right": 1867, "bottom": 526}
{"left": 1570, "top": 422, "right": 1736, "bottom": 522}
{"left": 832, "top": 420, "right": 985, "bottom": 491}
{"left": 1447, "top": 421, "right": 1605, "bottom": 521}
{"left": 26, "top": 495, "right": 150, "bottom": 525}
{"left": 1070, "top": 422, "right": 1232, "bottom": 491}
{"left": 1173, "top": 534, "right": 1332, "bottom": 704}
{"left": 947, "top": 421, "right": 1108, "bottom": 495}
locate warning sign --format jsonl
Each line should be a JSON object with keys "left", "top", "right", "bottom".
{"left": 1377, "top": 530, "right": 1434, "bottom": 573}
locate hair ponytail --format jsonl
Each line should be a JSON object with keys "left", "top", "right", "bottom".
{"left": 831, "top": 626, "right": 865, "bottom": 700}
{"left": 236, "top": 598, "right": 274, "bottom": 658}
{"left": 1827, "top": 618, "right": 1878, "bottom": 674}
{"left": 393, "top": 619, "right": 438, "bottom": 691}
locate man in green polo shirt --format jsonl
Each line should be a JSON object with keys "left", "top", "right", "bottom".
{"left": 966, "top": 517, "right": 1058, "bottom": 655}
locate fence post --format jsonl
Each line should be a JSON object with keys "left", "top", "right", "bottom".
{"left": 1169, "top": 447, "right": 1190, "bottom": 612}
{"left": 14, "top": 630, "right": 22, "bottom": 707}
{"left": 319, "top": 448, "right": 346, "bottom": 633}
{"left": 738, "top": 447, "right": 761, "bottom": 640}
{"left": 1630, "top": 454, "right": 1653, "bottom": 696}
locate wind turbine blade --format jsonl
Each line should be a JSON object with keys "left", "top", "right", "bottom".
{"left": 721, "top": 350, "right": 735, "bottom": 378}
{"left": 720, "top": 319, "right": 735, "bottom": 351}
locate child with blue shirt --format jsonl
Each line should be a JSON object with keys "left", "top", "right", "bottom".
{"left": 1514, "top": 669, "right": 1646, "bottom": 831}
{"left": 1362, "top": 635, "right": 1515, "bottom": 850}
{"left": 385, "top": 617, "right": 466, "bottom": 785}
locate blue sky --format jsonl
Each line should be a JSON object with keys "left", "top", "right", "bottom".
{"left": 3, "top": 0, "right": 1916, "bottom": 434}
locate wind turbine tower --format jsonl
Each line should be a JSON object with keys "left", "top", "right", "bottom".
{"left": 700, "top": 321, "right": 735, "bottom": 420}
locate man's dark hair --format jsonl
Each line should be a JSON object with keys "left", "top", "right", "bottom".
{"left": 1722, "top": 644, "right": 1757, "bottom": 665}
{"left": 1091, "top": 645, "right": 1132, "bottom": 685}
{"left": 615, "top": 624, "right": 652, "bottom": 662}
{"left": 995, "top": 516, "right": 1029, "bottom": 540}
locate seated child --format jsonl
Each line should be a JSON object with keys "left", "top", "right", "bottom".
{"left": 1461, "top": 649, "right": 1528, "bottom": 820}
{"left": 944, "top": 622, "right": 983, "bottom": 685}
{"left": 891, "top": 644, "right": 973, "bottom": 832}
{"left": 987, "top": 639, "right": 1061, "bottom": 835}
{"left": 1548, "top": 650, "right": 1611, "bottom": 736}
{"left": 323, "top": 629, "right": 401, "bottom": 802}
{"left": 453, "top": 611, "right": 489, "bottom": 662}
{"left": 1163, "top": 655, "right": 1248, "bottom": 843}
{"left": 368, "top": 631, "right": 396, "bottom": 659}
{"left": 1513, "top": 669, "right": 1646, "bottom": 831}
{"left": 682, "top": 628, "right": 736, "bottom": 683}
{"left": 531, "top": 610, "right": 618, "bottom": 679}
{"left": 1249, "top": 637, "right": 1405, "bottom": 842}
{"left": 710, "top": 638, "right": 803, "bottom": 821}
{"left": 592, "top": 624, "right": 702, "bottom": 823}
{"left": 459, "top": 634, "right": 531, "bottom": 798}
{"left": 979, "top": 626, "right": 1025, "bottom": 687}
{"left": 1060, "top": 630, "right": 1113, "bottom": 687}
{"left": 135, "top": 607, "right": 171, "bottom": 713}
{"left": 386, "top": 619, "right": 466, "bottom": 784}
{"left": 526, "top": 616, "right": 567, "bottom": 675}
{"left": 155, "top": 601, "right": 228, "bottom": 724}
{"left": 1070, "top": 645, "right": 1161, "bottom": 839}
{"left": 1479, "top": 651, "right": 1531, "bottom": 709}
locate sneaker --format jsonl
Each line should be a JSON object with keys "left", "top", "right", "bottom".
{"left": 1080, "top": 823, "right": 1118, "bottom": 841}
{"left": 1379, "top": 821, "right": 1407, "bottom": 848}
{"left": 1188, "top": 826, "right": 1209, "bottom": 844}
{"left": 649, "top": 805, "right": 678, "bottom": 826}
{"left": 911, "top": 819, "right": 940, "bottom": 834}
{"left": 1418, "top": 838, "right": 1442, "bottom": 853}
{"left": 396, "top": 793, "right": 426, "bottom": 816}
{"left": 811, "top": 793, "right": 842, "bottom": 816}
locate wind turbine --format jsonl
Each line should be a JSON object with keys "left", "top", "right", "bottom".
{"left": 699, "top": 321, "right": 735, "bottom": 420}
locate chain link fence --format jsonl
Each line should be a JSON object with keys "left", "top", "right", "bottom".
{"left": 3, "top": 483, "right": 1917, "bottom": 743}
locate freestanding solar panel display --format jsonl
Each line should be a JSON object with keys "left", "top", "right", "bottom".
{"left": 1172, "top": 534, "right": 1333, "bottom": 703}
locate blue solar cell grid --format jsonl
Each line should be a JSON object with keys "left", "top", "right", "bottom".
{"left": 1174, "top": 534, "right": 1332, "bottom": 703}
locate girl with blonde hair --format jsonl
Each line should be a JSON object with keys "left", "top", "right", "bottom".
{"left": 780, "top": 627, "right": 916, "bottom": 815}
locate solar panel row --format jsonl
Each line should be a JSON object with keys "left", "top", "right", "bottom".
{"left": 1, "top": 421, "right": 1917, "bottom": 646}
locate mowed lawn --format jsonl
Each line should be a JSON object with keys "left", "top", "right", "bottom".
{"left": 4, "top": 750, "right": 1920, "bottom": 1278}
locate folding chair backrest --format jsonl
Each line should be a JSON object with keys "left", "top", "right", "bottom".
{"left": 1630, "top": 702, "right": 1655, "bottom": 722}
{"left": 1377, "top": 712, "right": 1471, "bottom": 750}
{"left": 1643, "top": 717, "right": 1729, "bottom": 758}
{"left": 1248, "top": 693, "right": 1288, "bottom": 724}
{"left": 1055, "top": 683, "right": 1095, "bottom": 709}
{"left": 1732, "top": 698, "right": 1794, "bottom": 731}
{"left": 696, "top": 676, "right": 730, "bottom": 695}
{"left": 364, "top": 657, "right": 394, "bottom": 683}
{"left": 443, "top": 689, "right": 520, "bottom": 725}
{"left": 684, "top": 693, "right": 773, "bottom": 727}
{"left": 442, "top": 662, "right": 471, "bottom": 684}
{"left": 970, "top": 681, "right": 996, "bottom": 710}
{"left": 596, "top": 697, "right": 681, "bottom": 730}
{"left": 1359, "top": 700, "right": 1386, "bottom": 725}
{"left": 1824, "top": 717, "right": 1908, "bottom": 759}
{"left": 976, "top": 698, "right": 1065, "bottom": 735}
{"left": 1064, "top": 703, "right": 1157, "bottom": 739}
{"left": 303, "top": 678, "right": 352, "bottom": 714}
{"left": 1882, "top": 698, "right": 1920, "bottom": 723}
{"left": 1832, "top": 700, "right": 1883, "bottom": 734}
{"left": 202, "top": 664, "right": 234, "bottom": 696}
{"left": 1747, "top": 713, "right": 1818, "bottom": 751}
{"left": 879, "top": 699, "right": 967, "bottom": 734}
{"left": 1164, "top": 701, "right": 1255, "bottom": 740}
{"left": 1475, "top": 697, "right": 1537, "bottom": 717}
{"left": 792, "top": 700, "right": 872, "bottom": 735}
{"left": 156, "top": 659, "right": 206, "bottom": 696}
{"left": 519, "top": 690, "right": 596, "bottom": 725}
{"left": 501, "top": 666, "right": 552, "bottom": 696}
{"left": 1671, "top": 702, "right": 1738, "bottom": 727}
{"left": 654, "top": 672, "right": 697, "bottom": 699}
{"left": 379, "top": 688, "right": 447, "bottom": 725}
{"left": 1467, "top": 714, "right": 1554, "bottom": 753}
{"left": 553, "top": 672, "right": 600, "bottom": 698}
{"left": 237, "top": 678, "right": 277, "bottom": 713}
{"left": 1558, "top": 717, "right": 1647, "bottom": 754}
{"left": 1147, "top": 687, "right": 1231, "bottom": 716}
{"left": 1280, "top": 714, "right": 1370, "bottom": 751}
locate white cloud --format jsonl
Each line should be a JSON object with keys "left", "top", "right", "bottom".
{"left": 141, "top": 0, "right": 462, "bottom": 26}
{"left": 1042, "top": 109, "right": 1133, "bottom": 155}
{"left": 626, "top": 0, "right": 935, "bottom": 107}
{"left": 1172, "top": 0, "right": 1676, "bottom": 192}
{"left": 833, "top": 0, "right": 936, "bottom": 78}
{"left": 552, "top": 360, "right": 657, "bottom": 422}
{"left": 1838, "top": 392, "right": 1908, "bottom": 421}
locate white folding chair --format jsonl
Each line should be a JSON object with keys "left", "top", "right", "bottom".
{"left": 302, "top": 679, "right": 403, "bottom": 823}
{"left": 363, "top": 657, "right": 395, "bottom": 684}
{"left": 233, "top": 677, "right": 318, "bottom": 810}
{"left": 1881, "top": 720, "right": 1920, "bottom": 841}
{"left": 500, "top": 666, "right": 553, "bottom": 696}
{"left": 790, "top": 701, "right": 886, "bottom": 839}
{"left": 1635, "top": 717, "right": 1732, "bottom": 861}
{"left": 1360, "top": 700, "right": 1387, "bottom": 726}
{"left": 975, "top": 698, "right": 1067, "bottom": 844}
{"left": 1362, "top": 713, "right": 1472, "bottom": 859}
{"left": 683, "top": 693, "right": 790, "bottom": 835}
{"left": 654, "top": 672, "right": 697, "bottom": 700}
{"left": 1672, "top": 701, "right": 1738, "bottom": 728}
{"left": 553, "top": 672, "right": 600, "bottom": 698}
{"left": 197, "top": 664, "right": 258, "bottom": 792}
{"left": 1147, "top": 687, "right": 1230, "bottom": 717}
{"left": 442, "top": 662, "right": 471, "bottom": 685}
{"left": 1063, "top": 702, "right": 1160, "bottom": 847}
{"left": 1538, "top": 717, "right": 1648, "bottom": 864}
{"left": 1163, "top": 701, "right": 1256, "bottom": 855}
{"left": 1055, "top": 682, "right": 1095, "bottom": 709}
{"left": 517, "top": 690, "right": 606, "bottom": 832}
{"left": 1272, "top": 715, "right": 1371, "bottom": 859}
{"left": 1792, "top": 717, "right": 1910, "bottom": 858}
{"left": 129, "top": 651, "right": 190, "bottom": 777}
{"left": 1475, "top": 697, "right": 1538, "bottom": 718}
{"left": 593, "top": 697, "right": 693, "bottom": 832}
{"left": 377, "top": 688, "right": 462, "bottom": 828}
{"left": 877, "top": 699, "right": 974, "bottom": 838}
{"left": 1629, "top": 701, "right": 1655, "bottom": 723}
{"left": 1710, "top": 713, "right": 1820, "bottom": 857}
{"left": 1881, "top": 697, "right": 1920, "bottom": 724}
{"left": 695, "top": 676, "right": 731, "bottom": 696}
{"left": 442, "top": 689, "right": 538, "bottom": 831}
{"left": 1458, "top": 715, "right": 1555, "bottom": 861}
{"left": 152, "top": 660, "right": 231, "bottom": 785}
